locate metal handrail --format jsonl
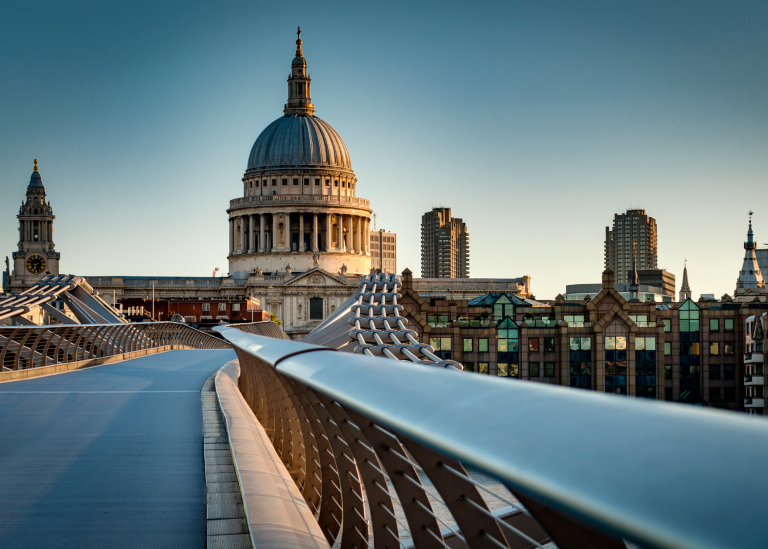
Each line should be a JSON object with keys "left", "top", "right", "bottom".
{"left": 1, "top": 322, "right": 230, "bottom": 371}
{"left": 216, "top": 326, "right": 768, "bottom": 549}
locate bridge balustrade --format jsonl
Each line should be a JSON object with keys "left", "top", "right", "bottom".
{"left": 216, "top": 325, "right": 768, "bottom": 549}
{"left": 0, "top": 322, "right": 229, "bottom": 372}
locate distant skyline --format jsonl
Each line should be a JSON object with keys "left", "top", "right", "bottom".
{"left": 1, "top": 1, "right": 767, "bottom": 299}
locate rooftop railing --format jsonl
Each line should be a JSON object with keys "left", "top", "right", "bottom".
{"left": 216, "top": 326, "right": 768, "bottom": 549}
{"left": 230, "top": 194, "right": 370, "bottom": 209}
{"left": 1, "top": 322, "right": 229, "bottom": 372}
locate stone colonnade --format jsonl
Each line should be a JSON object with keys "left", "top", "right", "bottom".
{"left": 20, "top": 219, "right": 53, "bottom": 245}
{"left": 228, "top": 211, "right": 370, "bottom": 256}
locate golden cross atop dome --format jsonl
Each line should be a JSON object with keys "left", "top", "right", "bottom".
{"left": 295, "top": 26, "right": 303, "bottom": 56}
{"left": 33, "top": 159, "right": 38, "bottom": 172}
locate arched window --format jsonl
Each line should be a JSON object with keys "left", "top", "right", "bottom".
{"left": 309, "top": 297, "right": 323, "bottom": 320}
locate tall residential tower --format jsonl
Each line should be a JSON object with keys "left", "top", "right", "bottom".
{"left": 604, "top": 209, "right": 658, "bottom": 285}
{"left": 421, "top": 207, "right": 469, "bottom": 278}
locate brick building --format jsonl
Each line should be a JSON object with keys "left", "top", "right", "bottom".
{"left": 399, "top": 268, "right": 750, "bottom": 409}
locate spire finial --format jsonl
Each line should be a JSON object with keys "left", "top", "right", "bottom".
{"left": 295, "top": 26, "right": 303, "bottom": 57}
{"left": 33, "top": 159, "right": 38, "bottom": 172}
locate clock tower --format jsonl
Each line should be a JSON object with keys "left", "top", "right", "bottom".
{"left": 9, "top": 160, "right": 60, "bottom": 289}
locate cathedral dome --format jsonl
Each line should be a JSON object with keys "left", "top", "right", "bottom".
{"left": 246, "top": 114, "right": 352, "bottom": 172}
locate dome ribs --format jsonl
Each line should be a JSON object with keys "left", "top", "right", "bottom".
{"left": 245, "top": 115, "right": 352, "bottom": 172}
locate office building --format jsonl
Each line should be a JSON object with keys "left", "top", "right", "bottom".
{"left": 604, "top": 209, "right": 658, "bottom": 284}
{"left": 370, "top": 229, "right": 397, "bottom": 274}
{"left": 421, "top": 207, "right": 469, "bottom": 278}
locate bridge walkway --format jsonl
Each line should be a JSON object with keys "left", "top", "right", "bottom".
{"left": 0, "top": 348, "right": 235, "bottom": 549}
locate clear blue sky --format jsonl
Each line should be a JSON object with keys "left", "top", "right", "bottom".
{"left": 1, "top": 1, "right": 766, "bottom": 299}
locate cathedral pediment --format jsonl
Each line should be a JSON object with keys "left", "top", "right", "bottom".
{"left": 282, "top": 268, "right": 351, "bottom": 287}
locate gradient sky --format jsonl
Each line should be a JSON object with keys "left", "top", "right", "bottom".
{"left": 1, "top": 1, "right": 767, "bottom": 299}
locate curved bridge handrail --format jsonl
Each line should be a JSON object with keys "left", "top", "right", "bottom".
{"left": 216, "top": 326, "right": 768, "bottom": 549}
{"left": 0, "top": 322, "right": 230, "bottom": 372}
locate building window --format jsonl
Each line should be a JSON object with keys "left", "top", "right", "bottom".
{"left": 430, "top": 337, "right": 452, "bottom": 360}
{"left": 724, "top": 342, "right": 734, "bottom": 355}
{"left": 293, "top": 178, "right": 299, "bottom": 185}
{"left": 478, "top": 339, "right": 488, "bottom": 353}
{"left": 544, "top": 338, "right": 555, "bottom": 352}
{"left": 629, "top": 315, "right": 649, "bottom": 327}
{"left": 218, "top": 303, "right": 227, "bottom": 312}
{"left": 325, "top": 179, "right": 330, "bottom": 186}
{"left": 463, "top": 362, "right": 473, "bottom": 372}
{"left": 544, "top": 362, "right": 555, "bottom": 377}
{"left": 309, "top": 297, "right": 323, "bottom": 320}
{"left": 334, "top": 181, "right": 338, "bottom": 187}
{"left": 315, "top": 179, "right": 320, "bottom": 186}
{"left": 493, "top": 296, "right": 513, "bottom": 320}
{"left": 664, "top": 365, "right": 672, "bottom": 379}
{"left": 497, "top": 363, "right": 517, "bottom": 377}
{"left": 529, "top": 363, "right": 540, "bottom": 378}
{"left": 202, "top": 303, "right": 210, "bottom": 312}
{"left": 724, "top": 388, "right": 735, "bottom": 401}
{"left": 724, "top": 364, "right": 735, "bottom": 380}
{"left": 564, "top": 314, "right": 586, "bottom": 327}
{"left": 528, "top": 338, "right": 539, "bottom": 352}
{"left": 710, "top": 364, "right": 721, "bottom": 380}
{"left": 665, "top": 388, "right": 673, "bottom": 401}
{"left": 569, "top": 337, "right": 592, "bottom": 389}
{"left": 635, "top": 337, "right": 656, "bottom": 399}
{"left": 304, "top": 179, "right": 309, "bottom": 185}
{"left": 664, "top": 342, "right": 671, "bottom": 355}
{"left": 478, "top": 362, "right": 489, "bottom": 374}
{"left": 427, "top": 315, "right": 449, "bottom": 328}
{"left": 497, "top": 318, "right": 519, "bottom": 378}
{"left": 663, "top": 319, "right": 671, "bottom": 332}
{"left": 272, "top": 179, "right": 277, "bottom": 186}
{"left": 710, "top": 341, "right": 720, "bottom": 355}
{"left": 282, "top": 179, "right": 287, "bottom": 186}
{"left": 232, "top": 304, "right": 240, "bottom": 312}
{"left": 605, "top": 336, "right": 628, "bottom": 395}
{"left": 710, "top": 318, "right": 719, "bottom": 332}
{"left": 463, "top": 338, "right": 473, "bottom": 352}
{"left": 724, "top": 318, "right": 734, "bottom": 332}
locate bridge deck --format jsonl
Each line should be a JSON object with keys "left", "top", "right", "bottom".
{"left": 0, "top": 349, "right": 235, "bottom": 548}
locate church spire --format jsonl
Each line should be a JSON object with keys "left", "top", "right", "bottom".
{"left": 679, "top": 259, "right": 691, "bottom": 301}
{"left": 735, "top": 211, "right": 765, "bottom": 296}
{"left": 628, "top": 242, "right": 639, "bottom": 301}
{"left": 284, "top": 27, "right": 315, "bottom": 116}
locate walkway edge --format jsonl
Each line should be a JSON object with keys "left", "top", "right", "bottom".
{"left": 0, "top": 345, "right": 178, "bottom": 384}
{"left": 214, "top": 360, "right": 330, "bottom": 549}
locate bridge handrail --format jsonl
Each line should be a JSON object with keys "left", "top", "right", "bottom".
{"left": 1, "top": 322, "right": 230, "bottom": 372}
{"left": 216, "top": 326, "right": 768, "bottom": 549}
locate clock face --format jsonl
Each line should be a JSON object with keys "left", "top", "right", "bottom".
{"left": 26, "top": 255, "right": 46, "bottom": 274}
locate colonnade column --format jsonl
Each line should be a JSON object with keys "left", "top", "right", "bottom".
{"left": 299, "top": 214, "right": 305, "bottom": 252}
{"left": 228, "top": 218, "right": 234, "bottom": 256}
{"left": 272, "top": 214, "right": 278, "bottom": 252}
{"left": 312, "top": 214, "right": 318, "bottom": 252}
{"left": 356, "top": 216, "right": 362, "bottom": 255}
{"left": 347, "top": 215, "right": 353, "bottom": 253}
{"left": 240, "top": 216, "right": 246, "bottom": 253}
{"left": 325, "top": 213, "right": 331, "bottom": 252}
{"left": 336, "top": 214, "right": 343, "bottom": 251}
{"left": 249, "top": 214, "right": 256, "bottom": 253}
{"left": 364, "top": 217, "right": 370, "bottom": 254}
{"left": 259, "top": 215, "right": 266, "bottom": 252}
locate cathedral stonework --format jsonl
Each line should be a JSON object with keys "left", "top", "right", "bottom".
{"left": 8, "top": 160, "right": 60, "bottom": 290}
{"left": 227, "top": 28, "right": 372, "bottom": 279}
